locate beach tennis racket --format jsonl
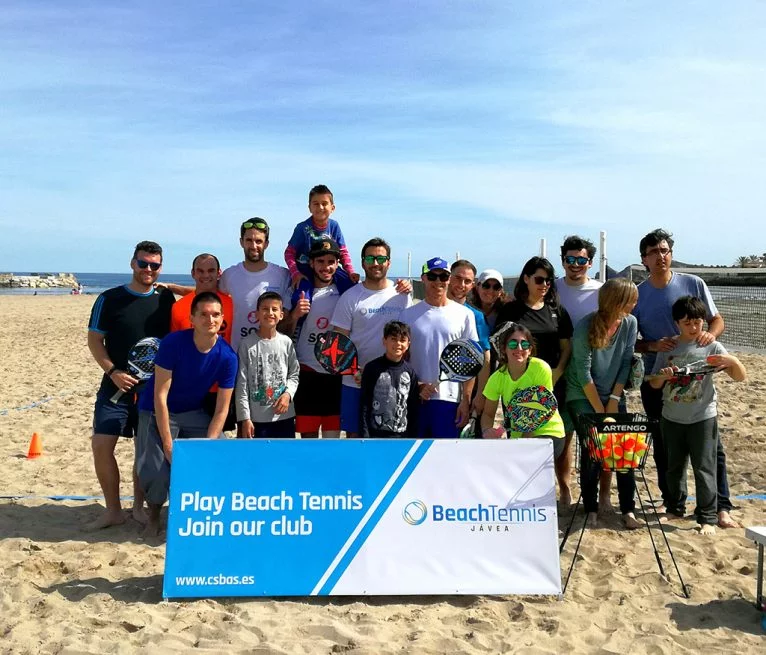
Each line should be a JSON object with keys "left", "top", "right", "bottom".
{"left": 645, "top": 359, "right": 718, "bottom": 383}
{"left": 314, "top": 330, "right": 359, "bottom": 376}
{"left": 109, "top": 337, "right": 161, "bottom": 403}
{"left": 503, "top": 385, "right": 558, "bottom": 434}
{"left": 438, "top": 339, "right": 484, "bottom": 382}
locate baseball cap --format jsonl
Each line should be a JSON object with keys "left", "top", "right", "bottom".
{"left": 478, "top": 269, "right": 504, "bottom": 285}
{"left": 309, "top": 237, "right": 341, "bottom": 258}
{"left": 240, "top": 217, "right": 270, "bottom": 239}
{"left": 421, "top": 257, "right": 449, "bottom": 274}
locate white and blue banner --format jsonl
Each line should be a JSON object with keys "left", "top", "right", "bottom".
{"left": 163, "top": 439, "right": 561, "bottom": 598}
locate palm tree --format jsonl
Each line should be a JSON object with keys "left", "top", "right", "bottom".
{"left": 735, "top": 256, "right": 749, "bottom": 267}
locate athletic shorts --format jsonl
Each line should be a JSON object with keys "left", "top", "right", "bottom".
{"left": 340, "top": 385, "right": 362, "bottom": 434}
{"left": 202, "top": 390, "right": 237, "bottom": 432}
{"left": 294, "top": 367, "right": 342, "bottom": 417}
{"left": 419, "top": 399, "right": 460, "bottom": 439}
{"left": 252, "top": 417, "right": 296, "bottom": 439}
{"left": 92, "top": 387, "right": 138, "bottom": 438}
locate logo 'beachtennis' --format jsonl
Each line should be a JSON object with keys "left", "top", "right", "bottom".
{"left": 402, "top": 500, "right": 428, "bottom": 525}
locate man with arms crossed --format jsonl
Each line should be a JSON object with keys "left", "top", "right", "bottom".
{"left": 330, "top": 238, "right": 412, "bottom": 437}
{"left": 556, "top": 235, "right": 603, "bottom": 506}
{"left": 632, "top": 228, "right": 734, "bottom": 527}
{"left": 220, "top": 218, "right": 292, "bottom": 352}
{"left": 136, "top": 291, "right": 238, "bottom": 537}
{"left": 399, "top": 257, "right": 479, "bottom": 438}
{"left": 87, "top": 240, "right": 175, "bottom": 529}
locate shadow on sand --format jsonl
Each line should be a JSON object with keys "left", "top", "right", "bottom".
{"left": 668, "top": 598, "right": 764, "bottom": 636}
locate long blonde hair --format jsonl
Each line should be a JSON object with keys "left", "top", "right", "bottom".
{"left": 589, "top": 278, "right": 638, "bottom": 349}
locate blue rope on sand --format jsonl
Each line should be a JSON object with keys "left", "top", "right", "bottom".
{"left": 0, "top": 390, "right": 79, "bottom": 416}
{"left": 2, "top": 493, "right": 766, "bottom": 502}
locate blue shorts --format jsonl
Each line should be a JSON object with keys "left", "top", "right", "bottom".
{"left": 340, "top": 385, "right": 361, "bottom": 434}
{"left": 419, "top": 399, "right": 460, "bottom": 439}
{"left": 92, "top": 388, "right": 138, "bottom": 438}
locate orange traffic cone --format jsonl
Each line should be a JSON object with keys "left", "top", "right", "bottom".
{"left": 27, "top": 433, "right": 42, "bottom": 459}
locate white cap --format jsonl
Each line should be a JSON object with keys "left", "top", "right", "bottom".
{"left": 478, "top": 269, "right": 504, "bottom": 285}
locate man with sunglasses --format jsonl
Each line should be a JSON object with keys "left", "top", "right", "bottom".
{"left": 632, "top": 228, "right": 733, "bottom": 527}
{"left": 555, "top": 236, "right": 603, "bottom": 506}
{"left": 220, "top": 218, "right": 292, "bottom": 352}
{"left": 330, "top": 238, "right": 413, "bottom": 436}
{"left": 87, "top": 240, "right": 175, "bottom": 529}
{"left": 399, "top": 257, "right": 479, "bottom": 438}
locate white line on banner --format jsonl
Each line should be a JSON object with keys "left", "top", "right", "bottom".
{"left": 310, "top": 440, "right": 424, "bottom": 596}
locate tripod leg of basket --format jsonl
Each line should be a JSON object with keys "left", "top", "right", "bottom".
{"left": 634, "top": 474, "right": 666, "bottom": 577}
{"left": 559, "top": 491, "right": 582, "bottom": 553}
{"left": 639, "top": 471, "right": 691, "bottom": 598}
{"left": 561, "top": 508, "right": 588, "bottom": 595}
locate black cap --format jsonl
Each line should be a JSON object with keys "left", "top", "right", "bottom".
{"left": 308, "top": 237, "right": 341, "bottom": 258}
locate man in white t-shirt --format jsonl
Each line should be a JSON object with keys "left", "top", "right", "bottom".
{"left": 556, "top": 235, "right": 603, "bottom": 506}
{"left": 279, "top": 237, "right": 345, "bottom": 438}
{"left": 219, "top": 218, "right": 292, "bottom": 352}
{"left": 399, "top": 257, "right": 479, "bottom": 438}
{"left": 331, "top": 237, "right": 413, "bottom": 437}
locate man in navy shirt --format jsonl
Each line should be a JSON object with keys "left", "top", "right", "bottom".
{"left": 136, "top": 291, "right": 238, "bottom": 537}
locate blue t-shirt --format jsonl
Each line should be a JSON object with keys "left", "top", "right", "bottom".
{"left": 465, "top": 303, "right": 491, "bottom": 352}
{"left": 288, "top": 217, "right": 347, "bottom": 265}
{"left": 633, "top": 272, "right": 718, "bottom": 372}
{"left": 138, "top": 330, "right": 238, "bottom": 414}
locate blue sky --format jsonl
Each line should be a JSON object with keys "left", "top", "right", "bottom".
{"left": 2, "top": 1, "right": 765, "bottom": 275}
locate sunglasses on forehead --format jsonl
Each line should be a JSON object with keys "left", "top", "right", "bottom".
{"left": 362, "top": 254, "right": 390, "bottom": 265}
{"left": 425, "top": 271, "right": 450, "bottom": 282}
{"left": 135, "top": 259, "right": 161, "bottom": 271}
{"left": 241, "top": 220, "right": 268, "bottom": 231}
{"left": 564, "top": 255, "right": 590, "bottom": 266}
{"left": 481, "top": 281, "right": 502, "bottom": 290}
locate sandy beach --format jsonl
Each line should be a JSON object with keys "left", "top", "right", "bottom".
{"left": 1, "top": 294, "right": 765, "bottom": 654}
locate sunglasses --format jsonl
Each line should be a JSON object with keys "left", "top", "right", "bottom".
{"left": 564, "top": 256, "right": 590, "bottom": 266}
{"left": 532, "top": 275, "right": 552, "bottom": 286}
{"left": 362, "top": 255, "right": 390, "bottom": 265}
{"left": 643, "top": 247, "right": 671, "bottom": 257}
{"left": 241, "top": 220, "right": 268, "bottom": 230}
{"left": 507, "top": 339, "right": 531, "bottom": 351}
{"left": 425, "top": 272, "right": 450, "bottom": 282}
{"left": 481, "top": 281, "right": 502, "bottom": 290}
{"left": 135, "top": 259, "right": 161, "bottom": 271}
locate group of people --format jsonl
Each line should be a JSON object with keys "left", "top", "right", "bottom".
{"left": 87, "top": 183, "right": 746, "bottom": 537}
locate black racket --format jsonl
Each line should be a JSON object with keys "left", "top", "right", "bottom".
{"left": 438, "top": 338, "right": 484, "bottom": 382}
{"left": 314, "top": 331, "right": 359, "bottom": 376}
{"left": 110, "top": 337, "right": 161, "bottom": 403}
{"left": 645, "top": 359, "right": 718, "bottom": 383}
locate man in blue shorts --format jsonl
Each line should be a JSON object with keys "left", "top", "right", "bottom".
{"left": 136, "top": 291, "right": 238, "bottom": 537}
{"left": 632, "top": 228, "right": 734, "bottom": 527}
{"left": 87, "top": 241, "right": 175, "bottom": 529}
{"left": 330, "top": 238, "right": 412, "bottom": 437}
{"left": 399, "top": 257, "right": 479, "bottom": 438}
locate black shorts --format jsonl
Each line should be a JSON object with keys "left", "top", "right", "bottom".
{"left": 293, "top": 367, "right": 342, "bottom": 417}
{"left": 202, "top": 391, "right": 237, "bottom": 432}
{"left": 92, "top": 387, "right": 138, "bottom": 438}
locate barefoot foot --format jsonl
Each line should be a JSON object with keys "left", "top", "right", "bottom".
{"left": 86, "top": 510, "right": 126, "bottom": 531}
{"left": 560, "top": 487, "right": 572, "bottom": 507}
{"left": 622, "top": 513, "right": 642, "bottom": 530}
{"left": 598, "top": 499, "right": 614, "bottom": 517}
{"left": 131, "top": 506, "right": 149, "bottom": 525}
{"left": 699, "top": 523, "right": 716, "bottom": 535}
{"left": 717, "top": 511, "right": 739, "bottom": 529}
{"left": 141, "top": 519, "right": 162, "bottom": 539}
{"left": 586, "top": 512, "right": 598, "bottom": 528}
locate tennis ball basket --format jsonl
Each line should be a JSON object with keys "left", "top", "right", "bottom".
{"left": 578, "top": 413, "right": 655, "bottom": 472}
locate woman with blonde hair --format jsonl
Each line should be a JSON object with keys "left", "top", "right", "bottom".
{"left": 565, "top": 277, "right": 640, "bottom": 529}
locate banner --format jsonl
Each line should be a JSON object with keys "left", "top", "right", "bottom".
{"left": 163, "top": 439, "right": 561, "bottom": 598}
